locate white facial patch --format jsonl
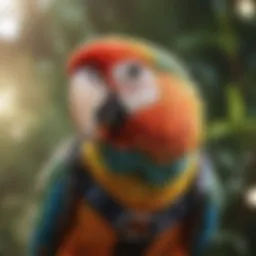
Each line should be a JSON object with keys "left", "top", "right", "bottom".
{"left": 69, "top": 68, "right": 107, "bottom": 135}
{"left": 112, "top": 60, "right": 160, "bottom": 113}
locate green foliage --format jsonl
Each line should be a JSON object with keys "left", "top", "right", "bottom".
{"left": 207, "top": 85, "right": 256, "bottom": 141}
{"left": 226, "top": 85, "right": 246, "bottom": 123}
{"left": 207, "top": 120, "right": 232, "bottom": 141}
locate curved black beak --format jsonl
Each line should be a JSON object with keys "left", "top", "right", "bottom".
{"left": 96, "top": 94, "right": 128, "bottom": 135}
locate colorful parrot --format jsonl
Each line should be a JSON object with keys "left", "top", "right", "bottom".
{"left": 30, "top": 35, "right": 222, "bottom": 256}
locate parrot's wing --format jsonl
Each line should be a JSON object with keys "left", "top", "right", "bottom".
{"left": 29, "top": 137, "right": 81, "bottom": 256}
{"left": 188, "top": 154, "right": 223, "bottom": 256}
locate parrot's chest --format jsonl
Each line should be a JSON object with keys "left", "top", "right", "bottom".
{"left": 59, "top": 163, "right": 195, "bottom": 256}
{"left": 71, "top": 201, "right": 188, "bottom": 256}
{"left": 78, "top": 158, "right": 192, "bottom": 239}
{"left": 57, "top": 143, "right": 200, "bottom": 256}
{"left": 80, "top": 189, "right": 189, "bottom": 242}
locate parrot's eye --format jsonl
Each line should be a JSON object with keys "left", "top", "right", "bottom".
{"left": 113, "top": 60, "right": 144, "bottom": 84}
{"left": 126, "top": 63, "right": 142, "bottom": 79}
{"left": 112, "top": 60, "right": 160, "bottom": 113}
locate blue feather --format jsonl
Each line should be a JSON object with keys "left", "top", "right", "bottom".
{"left": 191, "top": 201, "right": 219, "bottom": 256}
{"left": 30, "top": 174, "right": 67, "bottom": 256}
{"left": 99, "top": 142, "right": 192, "bottom": 186}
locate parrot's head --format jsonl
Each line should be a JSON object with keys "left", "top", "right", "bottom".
{"left": 67, "top": 35, "right": 204, "bottom": 166}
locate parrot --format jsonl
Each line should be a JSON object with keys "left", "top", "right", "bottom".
{"left": 30, "top": 35, "right": 222, "bottom": 256}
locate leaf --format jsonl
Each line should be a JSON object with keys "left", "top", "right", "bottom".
{"left": 217, "top": 34, "right": 238, "bottom": 57}
{"left": 226, "top": 85, "right": 246, "bottom": 124}
{"left": 207, "top": 120, "right": 233, "bottom": 140}
{"left": 235, "top": 118, "right": 256, "bottom": 134}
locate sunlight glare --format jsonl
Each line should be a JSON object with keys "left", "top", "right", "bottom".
{"left": 236, "top": 0, "right": 256, "bottom": 20}
{"left": 0, "top": 87, "right": 17, "bottom": 117}
{"left": 0, "top": 0, "right": 21, "bottom": 41}
{"left": 245, "top": 186, "right": 256, "bottom": 209}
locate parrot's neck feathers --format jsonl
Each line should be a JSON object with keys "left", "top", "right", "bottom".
{"left": 95, "top": 142, "right": 198, "bottom": 187}
{"left": 81, "top": 141, "right": 200, "bottom": 210}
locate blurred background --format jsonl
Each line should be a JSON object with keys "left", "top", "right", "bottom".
{"left": 0, "top": 0, "right": 255, "bottom": 255}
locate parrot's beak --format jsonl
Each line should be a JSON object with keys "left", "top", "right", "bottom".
{"left": 69, "top": 70, "right": 127, "bottom": 139}
{"left": 96, "top": 93, "right": 128, "bottom": 136}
